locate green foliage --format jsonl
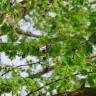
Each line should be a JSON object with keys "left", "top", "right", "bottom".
{"left": 0, "top": 0, "right": 96, "bottom": 95}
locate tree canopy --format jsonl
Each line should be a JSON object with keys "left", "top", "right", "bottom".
{"left": 0, "top": 0, "right": 96, "bottom": 96}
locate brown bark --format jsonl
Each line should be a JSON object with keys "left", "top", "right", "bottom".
{"left": 54, "top": 87, "right": 96, "bottom": 96}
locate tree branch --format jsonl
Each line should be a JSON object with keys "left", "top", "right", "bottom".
{"left": 1, "top": 50, "right": 96, "bottom": 77}
{"left": 53, "top": 87, "right": 96, "bottom": 96}
{"left": 0, "top": 27, "right": 41, "bottom": 38}
{"left": 1, "top": 61, "right": 41, "bottom": 76}
{"left": 87, "top": 54, "right": 96, "bottom": 59}
{"left": 15, "top": 27, "right": 41, "bottom": 38}
{"left": 1, "top": 61, "right": 54, "bottom": 78}
{"left": 26, "top": 71, "right": 96, "bottom": 96}
{"left": 0, "top": 11, "right": 41, "bottom": 38}
{"left": 1, "top": 52, "right": 96, "bottom": 77}
{"left": 29, "top": 65, "right": 54, "bottom": 79}
{"left": 26, "top": 78, "right": 62, "bottom": 96}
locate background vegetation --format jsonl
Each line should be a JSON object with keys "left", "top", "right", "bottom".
{"left": 0, "top": 0, "right": 96, "bottom": 96}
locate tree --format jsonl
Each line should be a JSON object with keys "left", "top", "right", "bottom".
{"left": 0, "top": 0, "right": 96, "bottom": 96}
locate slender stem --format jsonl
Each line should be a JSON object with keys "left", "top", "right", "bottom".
{"left": 26, "top": 71, "right": 96, "bottom": 96}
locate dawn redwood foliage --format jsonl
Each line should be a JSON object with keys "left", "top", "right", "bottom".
{"left": 0, "top": 0, "right": 96, "bottom": 96}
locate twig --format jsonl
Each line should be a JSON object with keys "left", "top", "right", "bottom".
{"left": 29, "top": 66, "right": 54, "bottom": 79}
{"left": 26, "top": 71, "right": 96, "bottom": 96}
{"left": 87, "top": 54, "right": 96, "bottom": 59}
{"left": 26, "top": 78, "right": 62, "bottom": 96}
{"left": 1, "top": 61, "right": 41, "bottom": 76}
{"left": 0, "top": 27, "right": 41, "bottom": 38}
